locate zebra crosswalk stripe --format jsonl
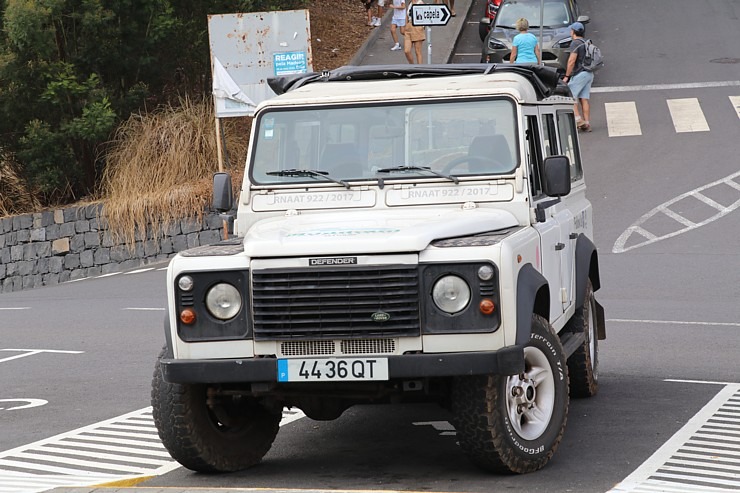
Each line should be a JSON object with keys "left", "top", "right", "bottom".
{"left": 730, "top": 96, "right": 740, "bottom": 120}
{"left": 666, "top": 98, "right": 710, "bottom": 133}
{"left": 605, "top": 101, "right": 642, "bottom": 137}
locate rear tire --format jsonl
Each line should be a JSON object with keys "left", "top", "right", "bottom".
{"left": 566, "top": 279, "right": 599, "bottom": 397}
{"left": 451, "top": 315, "right": 569, "bottom": 473}
{"left": 151, "top": 348, "right": 281, "bottom": 472}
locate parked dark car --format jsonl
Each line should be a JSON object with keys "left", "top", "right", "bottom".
{"left": 481, "top": 0, "right": 589, "bottom": 73}
{"left": 478, "top": 0, "right": 503, "bottom": 41}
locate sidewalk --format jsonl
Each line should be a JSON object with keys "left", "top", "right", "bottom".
{"left": 350, "top": 0, "right": 473, "bottom": 65}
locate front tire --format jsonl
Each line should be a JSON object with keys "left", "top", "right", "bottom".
{"left": 566, "top": 279, "right": 599, "bottom": 397}
{"left": 151, "top": 349, "right": 282, "bottom": 472}
{"left": 451, "top": 315, "right": 569, "bottom": 473}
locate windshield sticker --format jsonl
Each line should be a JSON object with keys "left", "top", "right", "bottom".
{"left": 287, "top": 228, "right": 400, "bottom": 238}
{"left": 263, "top": 117, "right": 274, "bottom": 140}
{"left": 386, "top": 184, "right": 514, "bottom": 206}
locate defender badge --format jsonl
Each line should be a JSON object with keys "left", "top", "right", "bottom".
{"left": 371, "top": 311, "right": 391, "bottom": 322}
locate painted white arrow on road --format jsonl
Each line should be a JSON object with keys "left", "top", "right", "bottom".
{"left": 0, "top": 399, "right": 48, "bottom": 411}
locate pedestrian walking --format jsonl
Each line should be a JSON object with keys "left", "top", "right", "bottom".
{"left": 404, "top": 0, "right": 426, "bottom": 63}
{"left": 362, "top": 0, "right": 377, "bottom": 27}
{"left": 375, "top": 0, "right": 386, "bottom": 26}
{"left": 389, "top": 0, "right": 407, "bottom": 51}
{"left": 562, "top": 21, "right": 593, "bottom": 132}
{"left": 509, "top": 17, "right": 540, "bottom": 64}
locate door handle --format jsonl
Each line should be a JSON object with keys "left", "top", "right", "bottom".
{"left": 555, "top": 242, "right": 565, "bottom": 251}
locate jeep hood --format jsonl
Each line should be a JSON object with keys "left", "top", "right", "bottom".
{"left": 243, "top": 208, "right": 519, "bottom": 256}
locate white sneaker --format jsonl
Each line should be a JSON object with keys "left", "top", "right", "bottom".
{"left": 390, "top": 43, "right": 401, "bottom": 51}
{"left": 373, "top": 17, "right": 382, "bottom": 26}
{"left": 370, "top": 16, "right": 378, "bottom": 26}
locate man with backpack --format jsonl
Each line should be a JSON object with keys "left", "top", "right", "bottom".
{"left": 562, "top": 22, "right": 594, "bottom": 132}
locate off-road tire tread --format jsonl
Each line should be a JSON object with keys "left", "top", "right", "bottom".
{"left": 566, "top": 280, "right": 598, "bottom": 398}
{"left": 151, "top": 348, "right": 280, "bottom": 472}
{"left": 451, "top": 315, "right": 569, "bottom": 474}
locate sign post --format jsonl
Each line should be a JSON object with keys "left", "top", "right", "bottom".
{"left": 409, "top": 3, "right": 452, "bottom": 64}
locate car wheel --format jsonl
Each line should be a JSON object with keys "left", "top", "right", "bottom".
{"left": 151, "top": 348, "right": 282, "bottom": 472}
{"left": 451, "top": 315, "right": 569, "bottom": 473}
{"left": 566, "top": 279, "right": 599, "bottom": 397}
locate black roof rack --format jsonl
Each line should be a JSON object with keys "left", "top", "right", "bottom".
{"left": 267, "top": 63, "right": 570, "bottom": 100}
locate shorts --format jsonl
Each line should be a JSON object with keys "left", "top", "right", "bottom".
{"left": 568, "top": 70, "right": 593, "bottom": 99}
{"left": 361, "top": 0, "right": 375, "bottom": 10}
{"left": 377, "top": 0, "right": 385, "bottom": 6}
{"left": 392, "top": 17, "right": 406, "bottom": 27}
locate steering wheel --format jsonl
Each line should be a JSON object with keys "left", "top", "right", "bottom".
{"left": 441, "top": 155, "right": 505, "bottom": 174}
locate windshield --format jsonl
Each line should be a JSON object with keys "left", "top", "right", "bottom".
{"left": 250, "top": 98, "right": 519, "bottom": 186}
{"left": 495, "top": 0, "right": 572, "bottom": 29}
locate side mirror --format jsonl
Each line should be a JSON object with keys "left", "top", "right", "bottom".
{"left": 542, "top": 156, "right": 571, "bottom": 197}
{"left": 212, "top": 172, "right": 233, "bottom": 212}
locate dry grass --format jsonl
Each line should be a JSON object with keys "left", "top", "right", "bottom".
{"left": 97, "top": 0, "right": 370, "bottom": 247}
{"left": 100, "top": 98, "right": 248, "bottom": 247}
{"left": 0, "top": 151, "right": 41, "bottom": 217}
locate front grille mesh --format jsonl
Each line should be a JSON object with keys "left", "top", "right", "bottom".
{"left": 252, "top": 266, "right": 420, "bottom": 340}
{"left": 279, "top": 339, "right": 397, "bottom": 357}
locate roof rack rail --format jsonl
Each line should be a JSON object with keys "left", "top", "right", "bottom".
{"left": 267, "top": 63, "right": 569, "bottom": 100}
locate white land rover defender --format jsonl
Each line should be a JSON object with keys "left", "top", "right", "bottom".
{"left": 152, "top": 64, "right": 606, "bottom": 474}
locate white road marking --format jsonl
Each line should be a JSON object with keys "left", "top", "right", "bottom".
{"left": 122, "top": 307, "right": 165, "bottom": 311}
{"left": 0, "top": 399, "right": 48, "bottom": 411}
{"left": 608, "top": 319, "right": 740, "bottom": 328}
{"left": 605, "top": 101, "right": 642, "bottom": 137}
{"left": 610, "top": 383, "right": 740, "bottom": 493}
{"left": 124, "top": 268, "right": 154, "bottom": 275}
{"left": 612, "top": 170, "right": 740, "bottom": 253}
{"left": 667, "top": 98, "right": 710, "bottom": 133}
{"left": 0, "top": 406, "right": 305, "bottom": 493}
{"left": 592, "top": 80, "right": 740, "bottom": 93}
{"left": 0, "top": 349, "right": 84, "bottom": 364}
{"left": 0, "top": 307, "right": 30, "bottom": 310}
{"left": 95, "top": 272, "right": 121, "bottom": 278}
{"left": 731, "top": 96, "right": 740, "bottom": 120}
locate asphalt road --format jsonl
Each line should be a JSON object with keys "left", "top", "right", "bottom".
{"left": 2, "top": 0, "right": 740, "bottom": 492}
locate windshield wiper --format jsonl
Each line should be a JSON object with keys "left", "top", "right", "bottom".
{"left": 266, "top": 168, "right": 350, "bottom": 189}
{"left": 376, "top": 166, "right": 459, "bottom": 184}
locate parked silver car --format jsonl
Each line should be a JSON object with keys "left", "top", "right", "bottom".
{"left": 481, "top": 0, "right": 589, "bottom": 73}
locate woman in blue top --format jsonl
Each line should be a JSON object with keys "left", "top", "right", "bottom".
{"left": 509, "top": 17, "right": 541, "bottom": 64}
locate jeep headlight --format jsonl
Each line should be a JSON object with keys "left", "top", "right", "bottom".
{"left": 205, "top": 283, "right": 242, "bottom": 320}
{"left": 432, "top": 275, "right": 471, "bottom": 314}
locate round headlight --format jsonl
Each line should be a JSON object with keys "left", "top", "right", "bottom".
{"left": 178, "top": 275, "right": 194, "bottom": 291}
{"left": 432, "top": 275, "right": 471, "bottom": 314}
{"left": 205, "top": 283, "right": 242, "bottom": 320}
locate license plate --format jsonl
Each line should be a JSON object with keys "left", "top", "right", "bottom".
{"left": 277, "top": 357, "right": 389, "bottom": 382}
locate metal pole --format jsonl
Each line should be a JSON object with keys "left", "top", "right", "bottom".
{"left": 426, "top": 26, "right": 432, "bottom": 64}
{"left": 539, "top": 0, "right": 544, "bottom": 64}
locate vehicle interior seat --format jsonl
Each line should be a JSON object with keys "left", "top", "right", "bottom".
{"left": 467, "top": 134, "right": 512, "bottom": 172}
{"left": 319, "top": 142, "right": 364, "bottom": 177}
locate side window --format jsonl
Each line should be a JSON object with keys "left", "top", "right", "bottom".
{"left": 525, "top": 115, "right": 543, "bottom": 198}
{"left": 541, "top": 114, "right": 557, "bottom": 156}
{"left": 556, "top": 111, "right": 583, "bottom": 182}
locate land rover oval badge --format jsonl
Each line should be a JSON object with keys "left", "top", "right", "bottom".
{"left": 371, "top": 311, "right": 391, "bottom": 322}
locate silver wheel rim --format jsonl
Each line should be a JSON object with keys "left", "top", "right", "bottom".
{"left": 505, "top": 346, "right": 555, "bottom": 440}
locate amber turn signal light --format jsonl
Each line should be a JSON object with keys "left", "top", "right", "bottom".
{"left": 479, "top": 299, "right": 495, "bottom": 315}
{"left": 180, "top": 308, "right": 196, "bottom": 324}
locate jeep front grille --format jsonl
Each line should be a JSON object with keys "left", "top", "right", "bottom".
{"left": 252, "top": 266, "right": 420, "bottom": 340}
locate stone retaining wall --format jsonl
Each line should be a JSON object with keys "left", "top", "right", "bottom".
{"left": 0, "top": 203, "right": 226, "bottom": 293}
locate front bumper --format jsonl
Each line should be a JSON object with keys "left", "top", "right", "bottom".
{"left": 161, "top": 345, "right": 525, "bottom": 384}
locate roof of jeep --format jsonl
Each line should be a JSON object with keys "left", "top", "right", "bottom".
{"left": 261, "top": 64, "right": 571, "bottom": 110}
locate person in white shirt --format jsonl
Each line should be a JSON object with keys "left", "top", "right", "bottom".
{"left": 389, "top": 0, "right": 406, "bottom": 51}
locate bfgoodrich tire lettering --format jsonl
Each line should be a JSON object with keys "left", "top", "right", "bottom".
{"left": 151, "top": 348, "right": 281, "bottom": 472}
{"left": 566, "top": 279, "right": 599, "bottom": 397}
{"left": 451, "top": 315, "right": 569, "bottom": 473}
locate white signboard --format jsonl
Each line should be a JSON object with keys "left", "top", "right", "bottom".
{"left": 208, "top": 11, "right": 314, "bottom": 118}
{"left": 410, "top": 4, "right": 452, "bottom": 26}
